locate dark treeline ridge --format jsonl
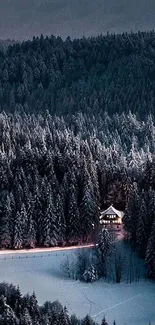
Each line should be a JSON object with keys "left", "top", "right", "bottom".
{"left": 0, "top": 39, "right": 17, "bottom": 52}
{"left": 0, "top": 282, "right": 110, "bottom": 325}
{"left": 1, "top": 31, "right": 155, "bottom": 117}
{"left": 1, "top": 111, "right": 155, "bottom": 278}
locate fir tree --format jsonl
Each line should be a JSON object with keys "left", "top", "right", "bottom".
{"left": 13, "top": 210, "right": 24, "bottom": 249}
{"left": 136, "top": 197, "right": 148, "bottom": 257}
{"left": 145, "top": 219, "right": 155, "bottom": 278}
{"left": 101, "top": 316, "right": 108, "bottom": 325}
{"left": 0, "top": 195, "right": 12, "bottom": 248}
{"left": 97, "top": 228, "right": 112, "bottom": 262}
{"left": 67, "top": 182, "right": 80, "bottom": 243}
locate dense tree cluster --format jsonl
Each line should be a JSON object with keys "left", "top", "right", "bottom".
{"left": 0, "top": 31, "right": 155, "bottom": 117}
{"left": 123, "top": 185, "right": 155, "bottom": 278}
{"left": 1, "top": 31, "right": 155, "bottom": 277}
{"left": 0, "top": 111, "right": 101, "bottom": 248}
{"left": 0, "top": 282, "right": 112, "bottom": 325}
{"left": 97, "top": 229, "right": 112, "bottom": 263}
{"left": 1, "top": 110, "right": 155, "bottom": 277}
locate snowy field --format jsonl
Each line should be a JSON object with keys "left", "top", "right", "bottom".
{"left": 0, "top": 248, "right": 155, "bottom": 325}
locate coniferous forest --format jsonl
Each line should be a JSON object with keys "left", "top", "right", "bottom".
{"left": 0, "top": 282, "right": 110, "bottom": 325}
{"left": 1, "top": 31, "right": 155, "bottom": 278}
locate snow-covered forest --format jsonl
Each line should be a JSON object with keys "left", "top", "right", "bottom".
{"left": 0, "top": 281, "right": 110, "bottom": 325}
{"left": 0, "top": 31, "right": 155, "bottom": 117}
{"left": 1, "top": 31, "right": 155, "bottom": 278}
{"left": 1, "top": 111, "right": 155, "bottom": 278}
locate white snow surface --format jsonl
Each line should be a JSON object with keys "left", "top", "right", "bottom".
{"left": 0, "top": 248, "right": 155, "bottom": 325}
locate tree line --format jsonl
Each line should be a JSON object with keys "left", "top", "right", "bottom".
{"left": 62, "top": 231, "right": 144, "bottom": 284}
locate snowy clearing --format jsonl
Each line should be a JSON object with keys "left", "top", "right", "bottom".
{"left": 0, "top": 248, "right": 154, "bottom": 325}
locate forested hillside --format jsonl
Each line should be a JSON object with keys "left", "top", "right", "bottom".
{"left": 0, "top": 31, "right": 155, "bottom": 117}
{"left": 1, "top": 111, "right": 155, "bottom": 277}
{"left": 1, "top": 32, "right": 155, "bottom": 277}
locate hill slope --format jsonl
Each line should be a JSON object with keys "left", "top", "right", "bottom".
{"left": 1, "top": 31, "right": 155, "bottom": 117}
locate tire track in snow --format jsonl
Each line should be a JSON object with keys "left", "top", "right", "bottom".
{"left": 73, "top": 282, "right": 100, "bottom": 315}
{"left": 91, "top": 292, "right": 142, "bottom": 319}
{"left": 77, "top": 286, "right": 95, "bottom": 314}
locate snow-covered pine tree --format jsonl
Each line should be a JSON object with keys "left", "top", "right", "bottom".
{"left": 101, "top": 316, "right": 108, "bottom": 325}
{"left": 26, "top": 215, "right": 36, "bottom": 249}
{"left": 143, "top": 157, "right": 153, "bottom": 190}
{"left": 82, "top": 315, "right": 94, "bottom": 325}
{"left": 19, "top": 308, "right": 32, "bottom": 325}
{"left": 123, "top": 201, "right": 131, "bottom": 238}
{"left": 12, "top": 169, "right": 24, "bottom": 211}
{"left": 58, "top": 306, "right": 70, "bottom": 325}
{"left": 13, "top": 206, "right": 25, "bottom": 249}
{"left": 146, "top": 187, "right": 155, "bottom": 234}
{"left": 145, "top": 219, "right": 155, "bottom": 278}
{"left": 20, "top": 168, "right": 29, "bottom": 204}
{"left": 55, "top": 191, "right": 66, "bottom": 245}
{"left": 0, "top": 295, "right": 17, "bottom": 325}
{"left": 28, "top": 292, "right": 40, "bottom": 323}
{"left": 97, "top": 228, "right": 112, "bottom": 262}
{"left": 136, "top": 197, "right": 148, "bottom": 257}
{"left": 42, "top": 183, "right": 58, "bottom": 247}
{"left": 67, "top": 182, "right": 80, "bottom": 243}
{"left": 0, "top": 195, "right": 12, "bottom": 248}
{"left": 9, "top": 192, "right": 16, "bottom": 246}
{"left": 18, "top": 204, "right": 29, "bottom": 248}
{"left": 80, "top": 161, "right": 99, "bottom": 241}
{"left": 24, "top": 193, "right": 36, "bottom": 248}
{"left": 33, "top": 182, "right": 43, "bottom": 246}
{"left": 83, "top": 264, "right": 98, "bottom": 282}
{"left": 123, "top": 182, "right": 141, "bottom": 243}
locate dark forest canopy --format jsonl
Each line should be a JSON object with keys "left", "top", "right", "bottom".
{"left": 1, "top": 31, "right": 155, "bottom": 117}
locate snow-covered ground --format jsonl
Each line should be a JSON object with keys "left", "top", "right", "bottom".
{"left": 0, "top": 243, "right": 94, "bottom": 255}
{"left": 0, "top": 247, "right": 154, "bottom": 325}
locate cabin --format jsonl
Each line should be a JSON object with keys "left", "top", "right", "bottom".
{"left": 99, "top": 205, "right": 124, "bottom": 230}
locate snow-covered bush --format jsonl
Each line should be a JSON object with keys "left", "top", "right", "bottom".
{"left": 61, "top": 255, "right": 77, "bottom": 279}
{"left": 61, "top": 256, "right": 72, "bottom": 278}
{"left": 83, "top": 264, "right": 98, "bottom": 282}
{"left": 75, "top": 249, "right": 90, "bottom": 281}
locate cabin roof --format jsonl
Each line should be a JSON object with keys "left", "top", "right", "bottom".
{"left": 100, "top": 205, "right": 124, "bottom": 219}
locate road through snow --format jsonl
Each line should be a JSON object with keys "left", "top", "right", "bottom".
{"left": 0, "top": 243, "right": 94, "bottom": 255}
